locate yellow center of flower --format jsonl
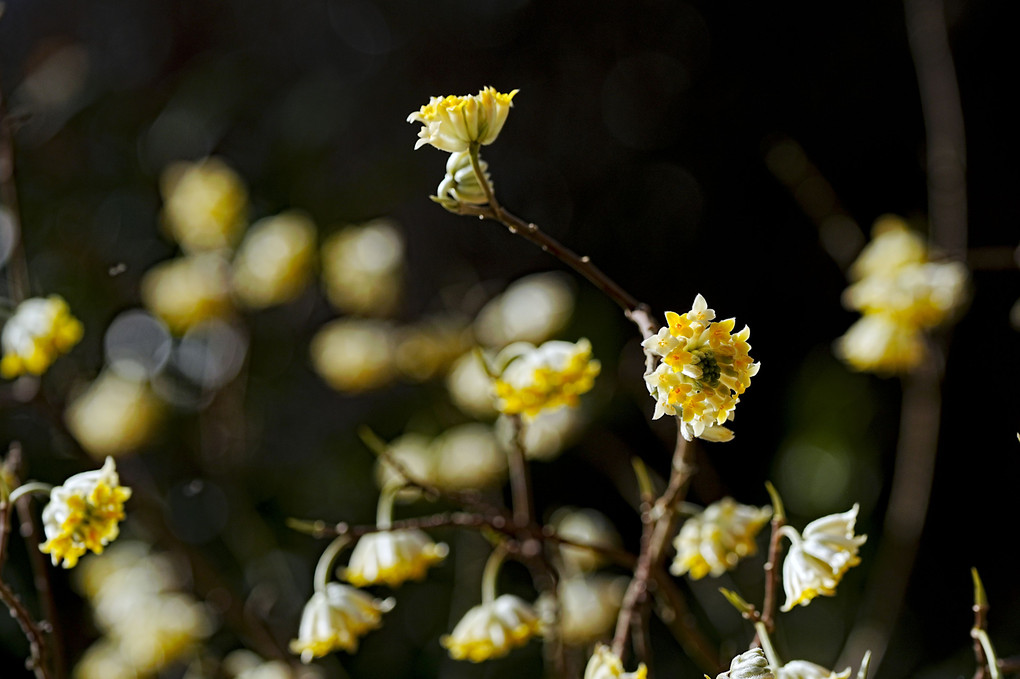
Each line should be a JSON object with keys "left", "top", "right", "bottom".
{"left": 40, "top": 481, "right": 131, "bottom": 569}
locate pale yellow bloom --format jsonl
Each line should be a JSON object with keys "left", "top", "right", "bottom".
{"left": 474, "top": 272, "right": 575, "bottom": 347}
{"left": 717, "top": 649, "right": 774, "bottom": 679}
{"left": 114, "top": 593, "right": 213, "bottom": 674}
{"left": 140, "top": 253, "right": 233, "bottom": 334}
{"left": 290, "top": 583, "right": 394, "bottom": 662}
{"left": 538, "top": 574, "right": 626, "bottom": 645}
{"left": 309, "top": 318, "right": 396, "bottom": 392}
{"left": 1, "top": 295, "right": 83, "bottom": 378}
{"left": 373, "top": 432, "right": 436, "bottom": 493}
{"left": 584, "top": 644, "right": 647, "bottom": 679}
{"left": 320, "top": 219, "right": 404, "bottom": 316}
{"left": 393, "top": 316, "right": 471, "bottom": 382}
{"left": 671, "top": 498, "right": 772, "bottom": 579}
{"left": 446, "top": 350, "right": 500, "bottom": 419}
{"left": 431, "top": 423, "right": 506, "bottom": 490}
{"left": 39, "top": 457, "right": 131, "bottom": 568}
{"left": 231, "top": 211, "right": 317, "bottom": 308}
{"left": 343, "top": 529, "right": 448, "bottom": 588}
{"left": 65, "top": 367, "right": 163, "bottom": 459}
{"left": 496, "top": 405, "right": 584, "bottom": 462}
{"left": 781, "top": 504, "right": 867, "bottom": 611}
{"left": 160, "top": 157, "right": 248, "bottom": 253}
{"left": 643, "top": 294, "right": 759, "bottom": 441}
{"left": 408, "top": 87, "right": 518, "bottom": 152}
{"left": 837, "top": 216, "right": 968, "bottom": 375}
{"left": 550, "top": 507, "right": 622, "bottom": 575}
{"left": 777, "top": 660, "right": 852, "bottom": 679}
{"left": 434, "top": 149, "right": 492, "bottom": 208}
{"left": 73, "top": 639, "right": 136, "bottom": 679}
{"left": 492, "top": 339, "right": 600, "bottom": 418}
{"left": 441, "top": 594, "right": 542, "bottom": 662}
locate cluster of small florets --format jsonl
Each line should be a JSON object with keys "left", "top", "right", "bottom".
{"left": 643, "top": 294, "right": 759, "bottom": 441}
{"left": 836, "top": 215, "right": 968, "bottom": 374}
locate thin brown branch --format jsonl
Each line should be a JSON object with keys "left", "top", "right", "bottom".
{"left": 506, "top": 414, "right": 534, "bottom": 528}
{"left": 760, "top": 511, "right": 787, "bottom": 634}
{"left": 16, "top": 495, "right": 65, "bottom": 679}
{"left": 650, "top": 568, "right": 721, "bottom": 673}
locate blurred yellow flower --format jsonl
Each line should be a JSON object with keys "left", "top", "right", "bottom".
{"left": 474, "top": 272, "right": 575, "bottom": 348}
{"left": 837, "top": 216, "right": 968, "bottom": 375}
{"left": 141, "top": 253, "right": 233, "bottom": 334}
{"left": 780, "top": 504, "right": 867, "bottom": 611}
{"left": 1, "top": 295, "right": 83, "bottom": 378}
{"left": 671, "top": 498, "right": 772, "bottom": 580}
{"left": 39, "top": 457, "right": 131, "bottom": 569}
{"left": 393, "top": 316, "right": 471, "bottom": 382}
{"left": 343, "top": 529, "right": 448, "bottom": 588}
{"left": 441, "top": 593, "right": 542, "bottom": 662}
{"left": 66, "top": 367, "right": 163, "bottom": 459}
{"left": 290, "top": 583, "right": 394, "bottom": 662}
{"left": 584, "top": 644, "right": 647, "bottom": 679}
{"left": 431, "top": 423, "right": 506, "bottom": 490}
{"left": 231, "top": 211, "right": 317, "bottom": 308}
{"left": 160, "top": 157, "right": 248, "bottom": 253}
{"left": 492, "top": 338, "right": 600, "bottom": 418}
{"left": 550, "top": 506, "right": 622, "bottom": 575}
{"left": 643, "top": 294, "right": 759, "bottom": 441}
{"left": 320, "top": 219, "right": 404, "bottom": 316}
{"left": 309, "top": 318, "right": 396, "bottom": 392}
{"left": 408, "top": 87, "right": 518, "bottom": 152}
{"left": 540, "top": 574, "right": 626, "bottom": 645}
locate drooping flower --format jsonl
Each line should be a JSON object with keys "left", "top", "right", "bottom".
{"left": 160, "top": 157, "right": 248, "bottom": 253}
{"left": 584, "top": 644, "right": 648, "bottom": 679}
{"left": 836, "top": 216, "right": 968, "bottom": 375}
{"left": 231, "top": 211, "right": 317, "bottom": 308}
{"left": 717, "top": 649, "right": 775, "bottom": 679}
{"left": 780, "top": 504, "right": 867, "bottom": 611}
{"left": 441, "top": 594, "right": 542, "bottom": 662}
{"left": 343, "top": 529, "right": 448, "bottom": 588}
{"left": 643, "top": 294, "right": 759, "bottom": 441}
{"left": 1, "top": 295, "right": 83, "bottom": 379}
{"left": 671, "top": 497, "right": 772, "bottom": 580}
{"left": 408, "top": 87, "right": 518, "bottom": 152}
{"left": 39, "top": 457, "right": 132, "bottom": 568}
{"left": 777, "top": 660, "right": 852, "bottom": 679}
{"left": 290, "top": 583, "right": 394, "bottom": 662}
{"left": 492, "top": 339, "right": 600, "bottom": 418}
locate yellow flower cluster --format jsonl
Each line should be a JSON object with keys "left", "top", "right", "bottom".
{"left": 407, "top": 87, "right": 518, "bottom": 153}
{"left": 643, "top": 294, "right": 759, "bottom": 442}
{"left": 1, "top": 295, "right": 83, "bottom": 378}
{"left": 671, "top": 498, "right": 772, "bottom": 580}
{"left": 836, "top": 216, "right": 968, "bottom": 374}
{"left": 780, "top": 504, "right": 867, "bottom": 611}
{"left": 492, "top": 338, "right": 601, "bottom": 418}
{"left": 440, "top": 593, "right": 543, "bottom": 662}
{"left": 39, "top": 457, "right": 131, "bottom": 569}
{"left": 290, "top": 583, "right": 394, "bottom": 662}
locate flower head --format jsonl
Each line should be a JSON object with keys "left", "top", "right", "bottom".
{"left": 231, "top": 211, "right": 317, "bottom": 308}
{"left": 781, "top": 504, "right": 867, "bottom": 611}
{"left": 671, "top": 497, "right": 772, "bottom": 579}
{"left": 39, "top": 457, "right": 132, "bottom": 568}
{"left": 309, "top": 318, "right": 397, "bottom": 392}
{"left": 717, "top": 649, "right": 775, "bottom": 679}
{"left": 643, "top": 294, "right": 759, "bottom": 441}
{"left": 343, "top": 529, "right": 448, "bottom": 588}
{"left": 777, "top": 661, "right": 852, "bottom": 679}
{"left": 1, "top": 295, "right": 83, "bottom": 379}
{"left": 440, "top": 594, "right": 542, "bottom": 662}
{"left": 290, "top": 583, "right": 394, "bottom": 662}
{"left": 408, "top": 87, "right": 518, "bottom": 152}
{"left": 492, "top": 338, "right": 600, "bottom": 418}
{"left": 160, "top": 157, "right": 248, "bottom": 253}
{"left": 140, "top": 253, "right": 233, "bottom": 334}
{"left": 834, "top": 313, "right": 925, "bottom": 374}
{"left": 320, "top": 219, "right": 404, "bottom": 316}
{"left": 65, "top": 367, "right": 163, "bottom": 460}
{"left": 539, "top": 574, "right": 626, "bottom": 645}
{"left": 584, "top": 644, "right": 647, "bottom": 679}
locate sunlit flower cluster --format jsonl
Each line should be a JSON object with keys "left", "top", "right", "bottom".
{"left": 780, "top": 504, "right": 867, "bottom": 611}
{"left": 291, "top": 583, "right": 394, "bottom": 662}
{"left": 585, "top": 644, "right": 648, "bottom": 679}
{"left": 643, "top": 294, "right": 759, "bottom": 441}
{"left": 440, "top": 593, "right": 543, "bottom": 662}
{"left": 836, "top": 216, "right": 968, "bottom": 374}
{"left": 671, "top": 497, "right": 772, "bottom": 580}
{"left": 343, "top": 529, "right": 449, "bottom": 588}
{"left": 492, "top": 338, "right": 601, "bottom": 418}
{"left": 1, "top": 295, "right": 83, "bottom": 378}
{"left": 408, "top": 87, "right": 518, "bottom": 153}
{"left": 39, "top": 457, "right": 131, "bottom": 569}
{"left": 73, "top": 541, "right": 213, "bottom": 679}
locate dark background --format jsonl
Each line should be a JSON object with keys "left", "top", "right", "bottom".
{"left": 1, "top": 1, "right": 1018, "bottom": 678}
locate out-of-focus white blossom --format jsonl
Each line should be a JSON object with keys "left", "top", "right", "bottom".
{"left": 550, "top": 507, "right": 622, "bottom": 575}
{"left": 320, "top": 220, "right": 403, "bottom": 316}
{"left": 231, "top": 211, "right": 316, "bottom": 308}
{"left": 538, "top": 574, "right": 627, "bottom": 645}
{"left": 394, "top": 316, "right": 471, "bottom": 382}
{"left": 290, "top": 583, "right": 394, "bottom": 662}
{"left": 432, "top": 423, "right": 506, "bottom": 491}
{"left": 446, "top": 350, "right": 499, "bottom": 419}
{"left": 141, "top": 253, "right": 233, "bottom": 334}
{"left": 496, "top": 405, "right": 584, "bottom": 462}
{"left": 66, "top": 366, "right": 163, "bottom": 459}
{"left": 777, "top": 661, "right": 852, "bottom": 679}
{"left": 441, "top": 594, "right": 542, "bottom": 662}
{"left": 160, "top": 157, "right": 248, "bottom": 253}
{"left": 474, "top": 273, "right": 574, "bottom": 347}
{"left": 1, "top": 295, "right": 83, "bottom": 378}
{"left": 310, "top": 318, "right": 396, "bottom": 392}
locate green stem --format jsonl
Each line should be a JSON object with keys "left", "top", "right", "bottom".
{"left": 481, "top": 543, "right": 507, "bottom": 605}
{"left": 313, "top": 535, "right": 351, "bottom": 593}
{"left": 7, "top": 482, "right": 53, "bottom": 505}
{"left": 754, "top": 621, "right": 781, "bottom": 668}
{"left": 375, "top": 482, "right": 402, "bottom": 530}
{"left": 974, "top": 630, "right": 1001, "bottom": 679}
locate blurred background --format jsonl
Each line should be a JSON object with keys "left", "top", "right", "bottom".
{"left": 1, "top": 0, "right": 1018, "bottom": 678}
